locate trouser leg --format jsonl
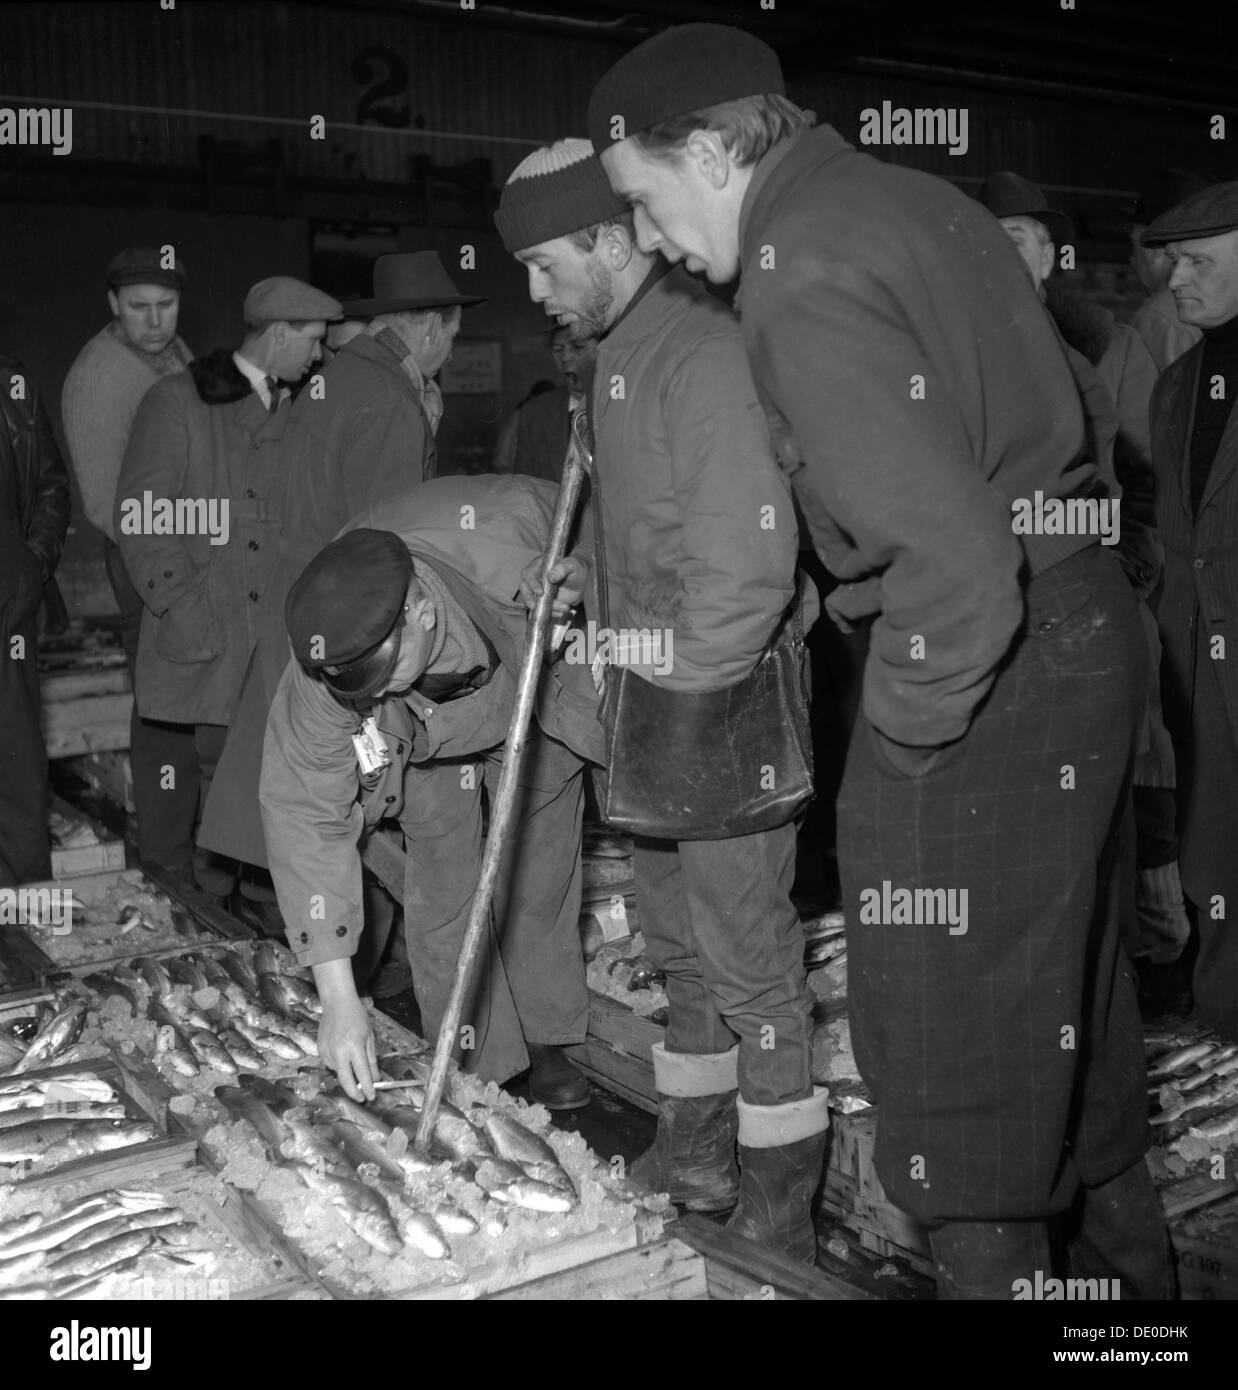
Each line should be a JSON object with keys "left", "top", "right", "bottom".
{"left": 1065, "top": 1158, "right": 1175, "bottom": 1300}
{"left": 0, "top": 614, "right": 51, "bottom": 884}
{"left": 192, "top": 723, "right": 235, "bottom": 896}
{"left": 484, "top": 732, "right": 587, "bottom": 1046}
{"left": 928, "top": 1220, "right": 1054, "bottom": 1300}
{"left": 105, "top": 540, "right": 199, "bottom": 871}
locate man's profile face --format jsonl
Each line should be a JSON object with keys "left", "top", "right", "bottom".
{"left": 517, "top": 237, "right": 617, "bottom": 340}
{"left": 271, "top": 321, "right": 327, "bottom": 383}
{"left": 108, "top": 284, "right": 180, "bottom": 355}
{"left": 1166, "top": 230, "right": 1238, "bottom": 329}
{"left": 374, "top": 584, "right": 437, "bottom": 698}
{"left": 601, "top": 138, "right": 740, "bottom": 283}
{"left": 998, "top": 217, "right": 1054, "bottom": 291}
{"left": 421, "top": 308, "right": 462, "bottom": 378}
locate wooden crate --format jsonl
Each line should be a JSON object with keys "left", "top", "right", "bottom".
{"left": 486, "top": 1214, "right": 871, "bottom": 1301}
{"left": 62, "top": 751, "right": 136, "bottom": 815}
{"left": 565, "top": 989, "right": 662, "bottom": 1115}
{"left": 0, "top": 1054, "right": 198, "bottom": 1192}
{"left": 42, "top": 692, "right": 133, "bottom": 759}
{"left": 48, "top": 796, "right": 125, "bottom": 878}
{"left": 818, "top": 1103, "right": 933, "bottom": 1275}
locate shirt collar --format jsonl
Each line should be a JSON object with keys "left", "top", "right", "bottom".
{"left": 232, "top": 351, "right": 273, "bottom": 407}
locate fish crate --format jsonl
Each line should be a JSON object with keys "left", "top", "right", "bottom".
{"left": 817, "top": 1103, "right": 934, "bottom": 1276}
{"left": 483, "top": 1214, "right": 870, "bottom": 1301}
{"left": 0, "top": 1054, "right": 198, "bottom": 1193}
{"left": 1148, "top": 1146, "right": 1238, "bottom": 1300}
{"left": 565, "top": 990, "right": 662, "bottom": 1116}
{"left": 47, "top": 797, "right": 125, "bottom": 879}
{"left": 61, "top": 750, "right": 136, "bottom": 815}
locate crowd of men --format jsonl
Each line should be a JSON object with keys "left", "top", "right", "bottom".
{"left": 2, "top": 21, "right": 1236, "bottom": 1296}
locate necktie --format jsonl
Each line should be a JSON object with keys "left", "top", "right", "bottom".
{"left": 264, "top": 376, "right": 279, "bottom": 413}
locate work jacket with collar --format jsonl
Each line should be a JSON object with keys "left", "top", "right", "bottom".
{"left": 588, "top": 263, "right": 797, "bottom": 693}
{"left": 1150, "top": 338, "right": 1238, "bottom": 750}
{"left": 259, "top": 473, "right": 603, "bottom": 967}
{"left": 0, "top": 357, "right": 69, "bottom": 623}
{"left": 735, "top": 125, "right": 1104, "bottom": 751}
{"left": 114, "top": 350, "right": 288, "bottom": 725}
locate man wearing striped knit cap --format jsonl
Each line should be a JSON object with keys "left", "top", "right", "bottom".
{"left": 497, "top": 140, "right": 827, "bottom": 1263}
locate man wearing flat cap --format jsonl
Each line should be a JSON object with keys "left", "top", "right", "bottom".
{"left": 1143, "top": 181, "right": 1238, "bottom": 1041}
{"left": 62, "top": 247, "right": 200, "bottom": 883}
{"left": 1129, "top": 169, "right": 1216, "bottom": 371}
{"left": 259, "top": 475, "right": 603, "bottom": 1107}
{"left": 198, "top": 251, "right": 482, "bottom": 883}
{"left": 978, "top": 171, "right": 1189, "bottom": 983}
{"left": 588, "top": 24, "right": 1169, "bottom": 1296}
{"left": 115, "top": 275, "right": 341, "bottom": 903}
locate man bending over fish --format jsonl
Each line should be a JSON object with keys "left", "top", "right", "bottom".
{"left": 259, "top": 475, "right": 603, "bottom": 1107}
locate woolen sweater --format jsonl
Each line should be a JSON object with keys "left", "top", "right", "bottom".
{"left": 61, "top": 325, "right": 192, "bottom": 540}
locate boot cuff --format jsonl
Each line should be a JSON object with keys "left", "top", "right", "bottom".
{"left": 736, "top": 1087, "right": 830, "bottom": 1147}
{"left": 650, "top": 1042, "right": 739, "bottom": 1097}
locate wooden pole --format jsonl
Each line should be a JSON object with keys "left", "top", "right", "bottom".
{"left": 414, "top": 415, "right": 589, "bottom": 1154}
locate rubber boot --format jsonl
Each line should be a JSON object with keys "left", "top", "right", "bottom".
{"left": 929, "top": 1219, "right": 1053, "bottom": 1300}
{"left": 725, "top": 1088, "right": 829, "bottom": 1264}
{"left": 527, "top": 1043, "right": 591, "bottom": 1111}
{"left": 629, "top": 1043, "right": 740, "bottom": 1213}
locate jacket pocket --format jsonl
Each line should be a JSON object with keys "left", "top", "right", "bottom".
{"left": 155, "top": 571, "right": 224, "bottom": 663}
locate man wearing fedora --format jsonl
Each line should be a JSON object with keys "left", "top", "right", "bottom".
{"left": 258, "top": 475, "right": 603, "bottom": 1107}
{"left": 1142, "top": 182, "right": 1238, "bottom": 1041}
{"left": 588, "top": 23, "right": 1169, "bottom": 1298}
{"left": 979, "top": 171, "right": 1189, "bottom": 986}
{"left": 116, "top": 275, "right": 342, "bottom": 905}
{"left": 198, "top": 251, "right": 481, "bottom": 886}
{"left": 62, "top": 247, "right": 201, "bottom": 885}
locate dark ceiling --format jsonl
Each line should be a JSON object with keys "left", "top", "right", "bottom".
{"left": 372, "top": 0, "right": 1238, "bottom": 112}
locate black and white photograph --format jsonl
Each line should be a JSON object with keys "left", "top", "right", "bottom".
{"left": 0, "top": 0, "right": 1236, "bottom": 1348}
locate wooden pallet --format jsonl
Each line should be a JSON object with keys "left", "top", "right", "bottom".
{"left": 486, "top": 1214, "right": 870, "bottom": 1301}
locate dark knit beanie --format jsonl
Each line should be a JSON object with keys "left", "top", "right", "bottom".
{"left": 494, "top": 139, "right": 630, "bottom": 254}
{"left": 587, "top": 23, "right": 784, "bottom": 151}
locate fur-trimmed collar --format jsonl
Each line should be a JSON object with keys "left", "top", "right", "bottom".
{"left": 189, "top": 349, "right": 254, "bottom": 405}
{"left": 1043, "top": 283, "right": 1114, "bottom": 368}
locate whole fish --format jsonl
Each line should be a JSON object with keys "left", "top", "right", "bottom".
{"left": 1180, "top": 1048, "right": 1238, "bottom": 1092}
{"left": 154, "top": 1025, "right": 199, "bottom": 1079}
{"left": 1147, "top": 1042, "right": 1220, "bottom": 1081}
{"left": 279, "top": 1022, "right": 319, "bottom": 1057}
{"left": 218, "top": 1028, "right": 264, "bottom": 1072}
{"left": 520, "top": 1160, "right": 578, "bottom": 1195}
{"left": 46, "top": 1228, "right": 158, "bottom": 1279}
{"left": 0, "top": 1212, "right": 45, "bottom": 1245}
{"left": 134, "top": 956, "right": 174, "bottom": 998}
{"left": 375, "top": 1095, "right": 494, "bottom": 1163}
{"left": 0, "top": 1075, "right": 117, "bottom": 1111}
{"left": 279, "top": 1112, "right": 349, "bottom": 1172}
{"left": 313, "top": 1091, "right": 393, "bottom": 1139}
{"left": 169, "top": 996, "right": 215, "bottom": 1033}
{"left": 253, "top": 942, "right": 283, "bottom": 978}
{"left": 1153, "top": 1074, "right": 1238, "bottom": 1126}
{"left": 325, "top": 1117, "right": 435, "bottom": 1182}
{"left": 259, "top": 974, "right": 308, "bottom": 1022}
{"left": 235, "top": 1073, "right": 298, "bottom": 1111}
{"left": 474, "top": 1157, "right": 574, "bottom": 1213}
{"left": 286, "top": 1159, "right": 403, "bottom": 1256}
{"left": 219, "top": 952, "right": 260, "bottom": 995}
{"left": 0, "top": 1196, "right": 156, "bottom": 1258}
{"left": 481, "top": 1112, "right": 561, "bottom": 1168}
{"left": 0, "top": 1249, "right": 47, "bottom": 1285}
{"left": 1187, "top": 1106, "right": 1238, "bottom": 1142}
{"left": 187, "top": 1030, "right": 238, "bottom": 1075}
{"left": 51, "top": 1206, "right": 182, "bottom": 1256}
{"left": 111, "top": 964, "right": 145, "bottom": 992}
{"left": 37, "top": 1121, "right": 158, "bottom": 1170}
{"left": 11, "top": 1001, "right": 87, "bottom": 1074}
{"left": 166, "top": 957, "right": 209, "bottom": 992}
{"left": 0, "top": 1103, "right": 127, "bottom": 1134}
{"left": 275, "top": 975, "right": 323, "bottom": 1016}
{"left": 431, "top": 1197, "right": 480, "bottom": 1236}
{"left": 214, "top": 1085, "right": 291, "bottom": 1155}
{"left": 363, "top": 1173, "right": 451, "bottom": 1259}
{"left": 196, "top": 955, "right": 236, "bottom": 993}
{"left": 230, "top": 1017, "right": 302, "bottom": 1062}
{"left": 83, "top": 973, "right": 140, "bottom": 1014}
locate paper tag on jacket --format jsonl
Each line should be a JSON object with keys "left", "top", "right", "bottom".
{"left": 352, "top": 715, "right": 391, "bottom": 776}
{"left": 591, "top": 649, "right": 608, "bottom": 696}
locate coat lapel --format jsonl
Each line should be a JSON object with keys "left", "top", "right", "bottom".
{"left": 1199, "top": 392, "right": 1238, "bottom": 514}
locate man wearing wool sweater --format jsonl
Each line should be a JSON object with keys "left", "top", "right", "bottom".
{"left": 62, "top": 247, "right": 200, "bottom": 884}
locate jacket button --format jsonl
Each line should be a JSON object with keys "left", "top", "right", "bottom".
{"left": 395, "top": 743, "right": 404, "bottom": 755}
{"left": 248, "top": 540, "right": 259, "bottom": 550}
{"left": 335, "top": 925, "right": 347, "bottom": 938}
{"left": 384, "top": 794, "right": 395, "bottom": 803}
{"left": 1038, "top": 621, "right": 1054, "bottom": 633}
{"left": 163, "top": 570, "right": 173, "bottom": 578}
{"left": 1194, "top": 557, "right": 1205, "bottom": 569}
{"left": 147, "top": 579, "right": 155, "bottom": 589}
{"left": 249, "top": 590, "right": 259, "bottom": 601}
{"left": 246, "top": 488, "right": 256, "bottom": 498}
{"left": 300, "top": 932, "right": 309, "bottom": 943}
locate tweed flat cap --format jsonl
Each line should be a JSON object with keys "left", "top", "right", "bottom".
{"left": 286, "top": 530, "right": 413, "bottom": 700}
{"left": 243, "top": 276, "right": 343, "bottom": 324}
{"left": 1141, "top": 180, "right": 1238, "bottom": 247}
{"left": 106, "top": 247, "right": 187, "bottom": 290}
{"left": 587, "top": 23, "right": 784, "bottom": 150}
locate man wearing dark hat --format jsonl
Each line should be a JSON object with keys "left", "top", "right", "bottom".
{"left": 1129, "top": 170, "right": 1216, "bottom": 371}
{"left": 588, "top": 24, "right": 1169, "bottom": 1298}
{"left": 115, "top": 275, "right": 341, "bottom": 903}
{"left": 62, "top": 247, "right": 200, "bottom": 881}
{"left": 0, "top": 357, "right": 69, "bottom": 884}
{"left": 259, "top": 475, "right": 603, "bottom": 1106}
{"left": 197, "top": 251, "right": 482, "bottom": 885}
{"left": 497, "top": 137, "right": 823, "bottom": 1262}
{"left": 979, "top": 171, "right": 1189, "bottom": 981}
{"left": 1142, "top": 182, "right": 1238, "bottom": 1039}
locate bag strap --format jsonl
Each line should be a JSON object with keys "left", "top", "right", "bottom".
{"left": 574, "top": 408, "right": 611, "bottom": 631}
